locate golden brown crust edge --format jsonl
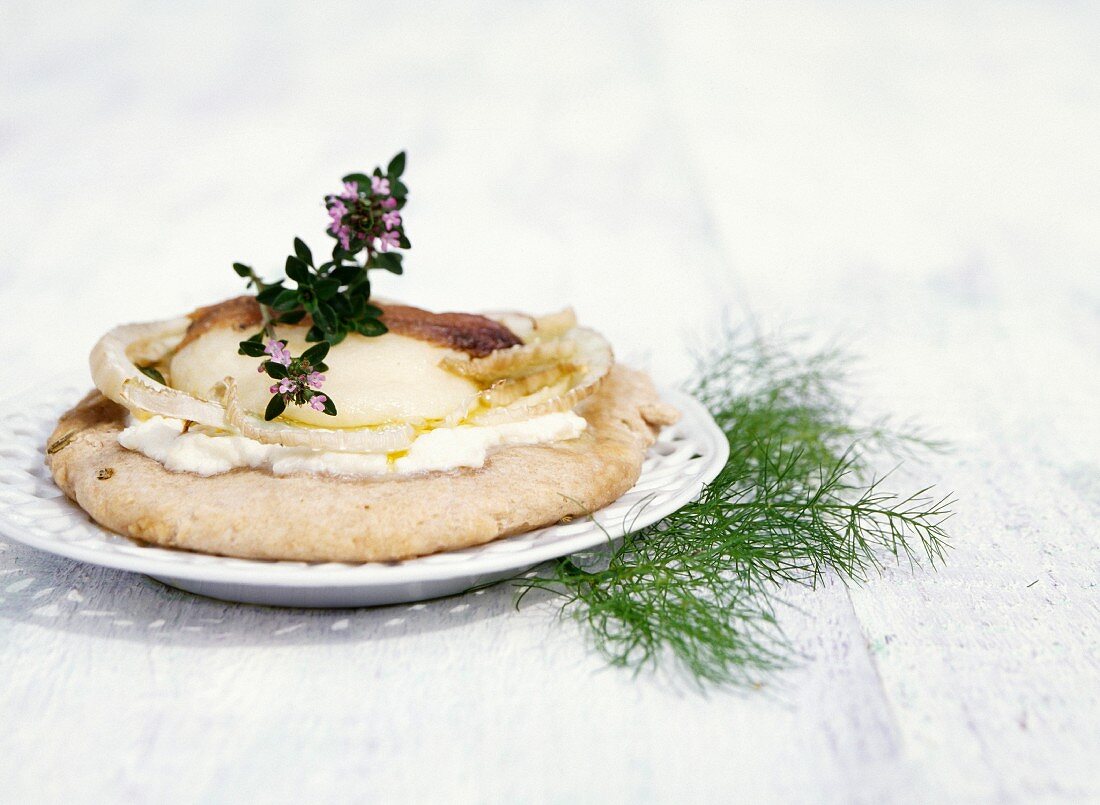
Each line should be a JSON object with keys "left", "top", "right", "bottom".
{"left": 45, "top": 366, "right": 676, "bottom": 562}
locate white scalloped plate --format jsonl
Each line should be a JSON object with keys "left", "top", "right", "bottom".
{"left": 0, "top": 383, "right": 728, "bottom": 607}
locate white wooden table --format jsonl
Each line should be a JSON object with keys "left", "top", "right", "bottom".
{"left": 1, "top": 3, "right": 1097, "bottom": 802}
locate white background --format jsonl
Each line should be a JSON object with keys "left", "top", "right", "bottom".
{"left": 1, "top": 2, "right": 1098, "bottom": 802}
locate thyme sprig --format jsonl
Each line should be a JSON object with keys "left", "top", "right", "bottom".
{"left": 231, "top": 153, "right": 409, "bottom": 419}
{"left": 518, "top": 328, "right": 953, "bottom": 687}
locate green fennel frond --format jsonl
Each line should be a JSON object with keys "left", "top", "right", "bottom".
{"left": 516, "top": 327, "right": 954, "bottom": 687}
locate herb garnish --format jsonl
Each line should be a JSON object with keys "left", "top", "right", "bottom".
{"left": 518, "top": 329, "right": 953, "bottom": 687}
{"left": 232, "top": 152, "right": 410, "bottom": 419}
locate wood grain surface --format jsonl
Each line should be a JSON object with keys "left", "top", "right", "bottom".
{"left": 1, "top": 2, "right": 1097, "bottom": 802}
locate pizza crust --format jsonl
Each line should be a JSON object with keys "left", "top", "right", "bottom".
{"left": 46, "top": 366, "right": 675, "bottom": 562}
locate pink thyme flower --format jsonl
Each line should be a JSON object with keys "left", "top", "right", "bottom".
{"left": 327, "top": 198, "right": 348, "bottom": 238}
{"left": 264, "top": 340, "right": 292, "bottom": 366}
{"left": 371, "top": 175, "right": 390, "bottom": 195}
{"left": 306, "top": 371, "right": 326, "bottom": 389}
{"left": 334, "top": 225, "right": 352, "bottom": 250}
{"left": 340, "top": 181, "right": 359, "bottom": 201}
{"left": 378, "top": 230, "right": 400, "bottom": 251}
{"left": 327, "top": 197, "right": 347, "bottom": 220}
{"left": 278, "top": 378, "right": 298, "bottom": 394}
{"left": 310, "top": 394, "right": 328, "bottom": 411}
{"left": 382, "top": 210, "right": 402, "bottom": 230}
{"left": 381, "top": 196, "right": 398, "bottom": 210}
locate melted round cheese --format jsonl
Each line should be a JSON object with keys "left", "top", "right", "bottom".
{"left": 169, "top": 326, "right": 479, "bottom": 427}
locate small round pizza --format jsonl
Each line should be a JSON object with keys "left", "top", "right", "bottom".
{"left": 47, "top": 297, "right": 679, "bottom": 562}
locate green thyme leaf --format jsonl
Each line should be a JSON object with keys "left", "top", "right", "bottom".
{"left": 256, "top": 284, "right": 284, "bottom": 305}
{"left": 308, "top": 305, "right": 332, "bottom": 332}
{"left": 285, "top": 256, "right": 311, "bottom": 284}
{"left": 300, "top": 342, "right": 330, "bottom": 364}
{"left": 264, "top": 395, "right": 286, "bottom": 421}
{"left": 354, "top": 318, "right": 388, "bottom": 337}
{"left": 321, "top": 396, "right": 338, "bottom": 416}
{"left": 293, "top": 237, "right": 313, "bottom": 266}
{"left": 232, "top": 262, "right": 252, "bottom": 278}
{"left": 352, "top": 277, "right": 371, "bottom": 298}
{"left": 278, "top": 310, "right": 307, "bottom": 325}
{"left": 315, "top": 278, "right": 340, "bottom": 300}
{"left": 272, "top": 289, "right": 300, "bottom": 312}
{"left": 372, "top": 253, "right": 403, "bottom": 274}
{"left": 264, "top": 362, "right": 289, "bottom": 379}
{"left": 387, "top": 152, "right": 406, "bottom": 177}
{"left": 238, "top": 340, "right": 268, "bottom": 358}
{"left": 331, "top": 264, "right": 359, "bottom": 284}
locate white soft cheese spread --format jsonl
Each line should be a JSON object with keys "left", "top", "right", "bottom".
{"left": 118, "top": 412, "right": 587, "bottom": 478}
